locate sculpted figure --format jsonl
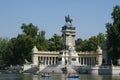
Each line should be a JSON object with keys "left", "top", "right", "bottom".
{"left": 65, "top": 15, "right": 72, "bottom": 23}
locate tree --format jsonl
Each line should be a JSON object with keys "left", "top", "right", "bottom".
{"left": 36, "top": 31, "right": 49, "bottom": 51}
{"left": 16, "top": 34, "right": 35, "bottom": 64}
{"left": 14, "top": 23, "right": 39, "bottom": 64}
{"left": 75, "top": 33, "right": 105, "bottom": 52}
{"left": 48, "top": 34, "right": 62, "bottom": 51}
{"left": 5, "top": 38, "right": 18, "bottom": 65}
{"left": 21, "top": 23, "right": 38, "bottom": 37}
{"left": 3, "top": 23, "right": 49, "bottom": 65}
{"left": 106, "top": 5, "right": 120, "bottom": 64}
{"left": 80, "top": 36, "right": 98, "bottom": 51}
{"left": 0, "top": 38, "right": 9, "bottom": 65}
{"left": 97, "top": 33, "right": 105, "bottom": 48}
{"left": 75, "top": 38, "right": 83, "bottom": 51}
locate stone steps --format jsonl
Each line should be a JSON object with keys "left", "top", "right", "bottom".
{"left": 40, "top": 64, "right": 77, "bottom": 74}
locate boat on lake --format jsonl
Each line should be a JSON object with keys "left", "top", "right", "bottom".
{"left": 67, "top": 75, "right": 80, "bottom": 78}
{"left": 40, "top": 74, "right": 50, "bottom": 78}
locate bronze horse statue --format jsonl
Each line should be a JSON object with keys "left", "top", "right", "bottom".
{"left": 65, "top": 15, "right": 72, "bottom": 23}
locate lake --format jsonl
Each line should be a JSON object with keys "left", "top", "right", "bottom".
{"left": 0, "top": 73, "right": 120, "bottom": 80}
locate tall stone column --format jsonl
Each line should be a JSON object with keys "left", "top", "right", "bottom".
{"left": 79, "top": 57, "right": 81, "bottom": 65}
{"left": 44, "top": 57, "right": 47, "bottom": 65}
{"left": 83, "top": 57, "right": 85, "bottom": 65}
{"left": 32, "top": 46, "right": 39, "bottom": 65}
{"left": 96, "top": 46, "right": 103, "bottom": 66}
{"left": 48, "top": 57, "right": 49, "bottom": 65}
{"left": 33, "top": 55, "right": 38, "bottom": 65}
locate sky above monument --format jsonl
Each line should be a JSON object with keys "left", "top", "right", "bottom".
{"left": 0, "top": 0, "right": 120, "bottom": 39}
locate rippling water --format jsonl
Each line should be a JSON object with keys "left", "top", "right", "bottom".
{"left": 0, "top": 73, "right": 120, "bottom": 80}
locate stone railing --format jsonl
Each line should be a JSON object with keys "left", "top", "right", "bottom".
{"left": 34, "top": 51, "right": 59, "bottom": 54}
{"left": 77, "top": 51, "right": 97, "bottom": 55}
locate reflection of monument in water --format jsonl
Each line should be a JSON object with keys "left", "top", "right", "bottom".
{"left": 26, "top": 15, "right": 103, "bottom": 73}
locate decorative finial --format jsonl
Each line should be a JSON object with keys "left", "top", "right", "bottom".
{"left": 65, "top": 15, "right": 72, "bottom": 23}
{"left": 32, "top": 46, "right": 38, "bottom": 53}
{"left": 96, "top": 45, "right": 102, "bottom": 53}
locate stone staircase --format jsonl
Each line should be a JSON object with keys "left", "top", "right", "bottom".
{"left": 40, "top": 65, "right": 62, "bottom": 73}
{"left": 64, "top": 65, "right": 77, "bottom": 73}
{"left": 40, "top": 64, "right": 77, "bottom": 74}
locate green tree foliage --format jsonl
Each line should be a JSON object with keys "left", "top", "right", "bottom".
{"left": 6, "top": 38, "right": 18, "bottom": 65}
{"left": 36, "top": 31, "right": 49, "bottom": 51}
{"left": 0, "top": 38, "right": 9, "bottom": 65}
{"left": 75, "top": 38, "right": 83, "bottom": 51}
{"left": 16, "top": 34, "right": 35, "bottom": 64}
{"left": 9, "top": 23, "right": 39, "bottom": 65}
{"left": 48, "top": 34, "right": 62, "bottom": 51}
{"left": 15, "top": 23, "right": 50, "bottom": 65}
{"left": 18, "top": 23, "right": 38, "bottom": 64}
{"left": 97, "top": 33, "right": 106, "bottom": 48}
{"left": 84, "top": 36, "right": 98, "bottom": 51}
{"left": 21, "top": 23, "right": 38, "bottom": 37}
{"left": 106, "top": 5, "right": 120, "bottom": 64}
{"left": 76, "top": 33, "right": 105, "bottom": 52}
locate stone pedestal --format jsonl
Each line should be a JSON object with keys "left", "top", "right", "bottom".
{"left": 117, "top": 59, "right": 120, "bottom": 65}
{"left": 58, "top": 50, "right": 79, "bottom": 65}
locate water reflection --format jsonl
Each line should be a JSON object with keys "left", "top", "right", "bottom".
{"left": 32, "top": 74, "right": 80, "bottom": 80}
{"left": 32, "top": 74, "right": 120, "bottom": 80}
{"left": 0, "top": 73, "right": 22, "bottom": 80}
{"left": 0, "top": 73, "right": 120, "bottom": 80}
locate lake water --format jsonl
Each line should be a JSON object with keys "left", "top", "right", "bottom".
{"left": 0, "top": 73, "right": 120, "bottom": 80}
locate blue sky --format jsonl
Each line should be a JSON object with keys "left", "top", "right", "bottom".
{"left": 0, "top": 0, "right": 120, "bottom": 39}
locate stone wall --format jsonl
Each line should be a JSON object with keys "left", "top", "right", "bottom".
{"left": 74, "top": 65, "right": 120, "bottom": 75}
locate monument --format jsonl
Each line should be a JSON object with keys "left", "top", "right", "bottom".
{"left": 30, "top": 16, "right": 103, "bottom": 67}
{"left": 24, "top": 15, "right": 105, "bottom": 74}
{"left": 57, "top": 15, "right": 79, "bottom": 65}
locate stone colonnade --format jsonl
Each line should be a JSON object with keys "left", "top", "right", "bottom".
{"left": 32, "top": 51, "right": 59, "bottom": 65}
{"left": 32, "top": 51, "right": 102, "bottom": 66}
{"left": 78, "top": 51, "right": 102, "bottom": 66}
{"left": 38, "top": 56, "right": 58, "bottom": 65}
{"left": 78, "top": 56, "right": 97, "bottom": 65}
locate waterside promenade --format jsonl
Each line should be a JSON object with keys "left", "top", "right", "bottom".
{"left": 75, "top": 65, "right": 120, "bottom": 75}
{"left": 23, "top": 64, "right": 120, "bottom": 75}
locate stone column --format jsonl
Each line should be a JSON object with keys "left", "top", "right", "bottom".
{"left": 98, "top": 54, "right": 102, "bottom": 66}
{"left": 46, "top": 56, "right": 48, "bottom": 65}
{"left": 91, "top": 57, "right": 93, "bottom": 65}
{"left": 55, "top": 57, "right": 58, "bottom": 64}
{"left": 33, "top": 55, "right": 38, "bottom": 65}
{"left": 90, "top": 57, "right": 91, "bottom": 65}
{"left": 96, "top": 46, "right": 102, "bottom": 66}
{"left": 84, "top": 57, "right": 86, "bottom": 65}
{"left": 41, "top": 56, "right": 43, "bottom": 64}
{"left": 83, "top": 57, "right": 85, "bottom": 65}
{"left": 86, "top": 57, "right": 88, "bottom": 65}
{"left": 43, "top": 57, "right": 45, "bottom": 65}
{"left": 44, "top": 57, "right": 46, "bottom": 65}
{"left": 79, "top": 57, "right": 81, "bottom": 65}
{"left": 51, "top": 57, "right": 53, "bottom": 65}
{"left": 32, "top": 46, "right": 39, "bottom": 65}
{"left": 48, "top": 57, "right": 50, "bottom": 65}
{"left": 88, "top": 57, "right": 90, "bottom": 65}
